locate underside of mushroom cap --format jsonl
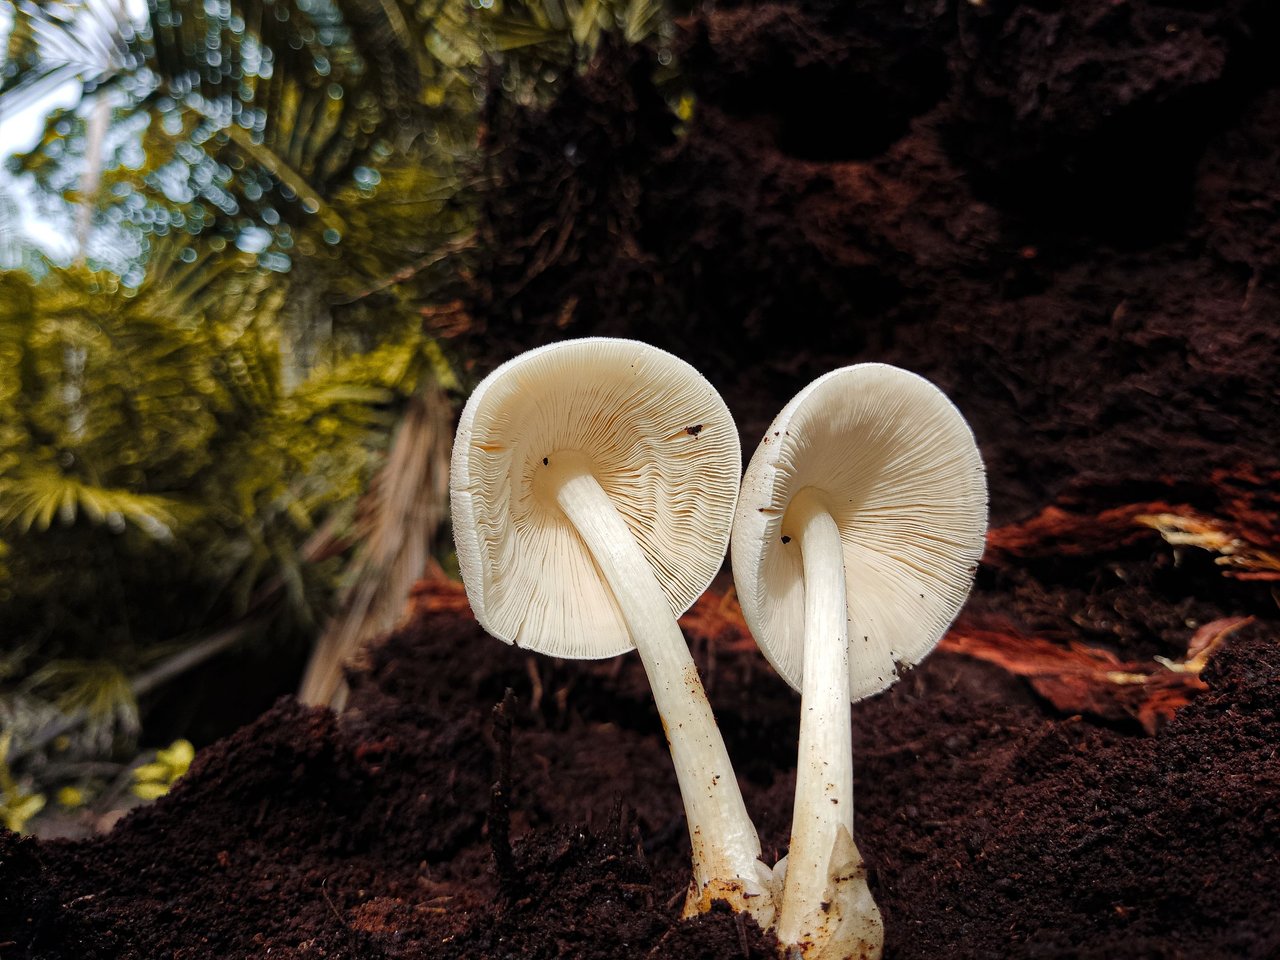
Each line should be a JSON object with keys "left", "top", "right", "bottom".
{"left": 732, "top": 363, "right": 988, "bottom": 701}
{"left": 451, "top": 338, "right": 741, "bottom": 659}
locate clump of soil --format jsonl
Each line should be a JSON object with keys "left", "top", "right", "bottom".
{"left": 5, "top": 1, "right": 1280, "bottom": 957}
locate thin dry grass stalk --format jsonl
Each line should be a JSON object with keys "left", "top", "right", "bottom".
{"left": 298, "top": 379, "right": 453, "bottom": 708}
{"left": 1135, "top": 512, "right": 1280, "bottom": 581}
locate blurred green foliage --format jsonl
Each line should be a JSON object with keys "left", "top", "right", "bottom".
{"left": 131, "top": 737, "right": 194, "bottom": 799}
{"left": 3, "top": 0, "right": 676, "bottom": 271}
{"left": 0, "top": 258, "right": 434, "bottom": 649}
{"left": 0, "top": 0, "right": 677, "bottom": 826}
{"left": 0, "top": 732, "right": 47, "bottom": 832}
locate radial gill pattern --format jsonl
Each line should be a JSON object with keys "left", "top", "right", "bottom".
{"left": 451, "top": 338, "right": 741, "bottom": 659}
{"left": 733, "top": 363, "right": 988, "bottom": 701}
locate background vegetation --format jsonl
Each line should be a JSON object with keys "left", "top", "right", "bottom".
{"left": 0, "top": 0, "right": 679, "bottom": 833}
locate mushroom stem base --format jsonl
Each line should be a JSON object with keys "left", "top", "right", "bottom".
{"left": 777, "top": 496, "right": 882, "bottom": 959}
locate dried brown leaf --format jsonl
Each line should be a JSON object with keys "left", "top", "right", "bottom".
{"left": 941, "top": 617, "right": 1251, "bottom": 734}
{"left": 983, "top": 502, "right": 1179, "bottom": 564}
{"left": 1136, "top": 512, "right": 1280, "bottom": 581}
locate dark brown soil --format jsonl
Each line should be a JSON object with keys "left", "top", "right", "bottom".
{"left": 5, "top": 1, "right": 1280, "bottom": 958}
{"left": 465, "top": 0, "right": 1280, "bottom": 526}
{"left": 4, "top": 536, "right": 1277, "bottom": 958}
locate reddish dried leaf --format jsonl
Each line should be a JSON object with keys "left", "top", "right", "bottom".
{"left": 1183, "top": 616, "right": 1254, "bottom": 669}
{"left": 679, "top": 585, "right": 758, "bottom": 653}
{"left": 982, "top": 502, "right": 1178, "bottom": 564}
{"left": 942, "top": 629, "right": 1128, "bottom": 677}
{"left": 1135, "top": 680, "right": 1207, "bottom": 736}
{"left": 1136, "top": 512, "right": 1280, "bottom": 580}
{"left": 1210, "top": 467, "right": 1280, "bottom": 546}
{"left": 409, "top": 576, "right": 470, "bottom": 614}
{"left": 982, "top": 472, "right": 1280, "bottom": 581}
{"left": 940, "top": 621, "right": 1244, "bottom": 734}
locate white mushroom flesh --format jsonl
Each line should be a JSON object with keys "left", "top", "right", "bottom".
{"left": 734, "top": 365, "right": 988, "bottom": 700}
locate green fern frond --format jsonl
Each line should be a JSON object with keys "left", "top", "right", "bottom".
{"left": 0, "top": 469, "right": 184, "bottom": 537}
{"left": 24, "top": 659, "right": 141, "bottom": 750}
{"left": 27, "top": 658, "right": 135, "bottom": 713}
{"left": 0, "top": 732, "right": 47, "bottom": 834}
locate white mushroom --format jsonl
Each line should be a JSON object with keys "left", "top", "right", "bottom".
{"left": 731, "top": 363, "right": 988, "bottom": 960}
{"left": 451, "top": 337, "right": 775, "bottom": 923}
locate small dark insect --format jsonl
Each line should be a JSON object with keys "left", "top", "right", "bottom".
{"left": 542, "top": 457, "right": 549, "bottom": 466}
{"left": 685, "top": 424, "right": 703, "bottom": 436}
{"left": 781, "top": 536, "right": 792, "bottom": 544}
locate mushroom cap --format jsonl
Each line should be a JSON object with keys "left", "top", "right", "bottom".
{"left": 731, "top": 363, "right": 987, "bottom": 701}
{"left": 451, "top": 338, "right": 741, "bottom": 659}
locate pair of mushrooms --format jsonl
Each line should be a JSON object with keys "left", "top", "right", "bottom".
{"left": 451, "top": 339, "right": 987, "bottom": 960}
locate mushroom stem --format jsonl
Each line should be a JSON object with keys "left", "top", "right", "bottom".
{"left": 553, "top": 465, "right": 774, "bottom": 922}
{"left": 777, "top": 494, "right": 882, "bottom": 958}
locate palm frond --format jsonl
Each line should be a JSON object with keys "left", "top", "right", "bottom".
{"left": 2, "top": 0, "right": 685, "bottom": 829}
{"left": 0, "top": 0, "right": 135, "bottom": 114}
{"left": 0, "top": 469, "right": 183, "bottom": 536}
{"left": 131, "top": 0, "right": 448, "bottom": 231}
{"left": 24, "top": 658, "right": 140, "bottom": 752}
{"left": 621, "top": 0, "right": 667, "bottom": 45}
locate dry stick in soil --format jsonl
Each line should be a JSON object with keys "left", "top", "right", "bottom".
{"left": 450, "top": 338, "right": 775, "bottom": 924}
{"left": 490, "top": 688, "right": 520, "bottom": 902}
{"left": 733, "top": 364, "right": 987, "bottom": 960}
